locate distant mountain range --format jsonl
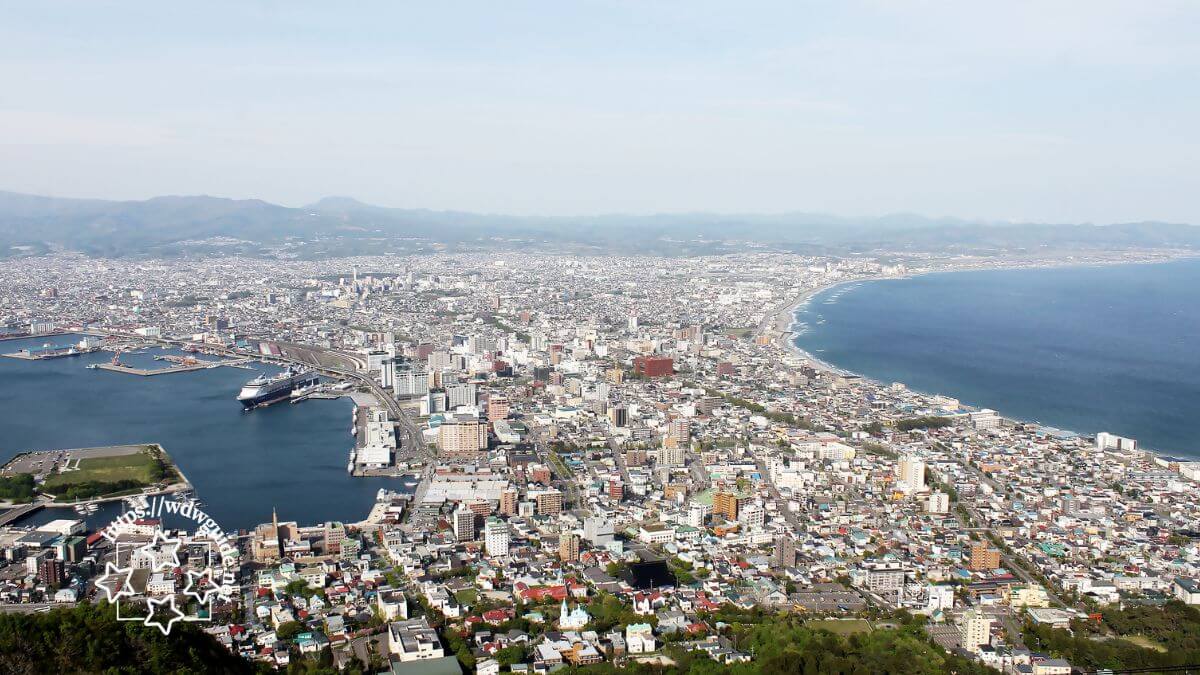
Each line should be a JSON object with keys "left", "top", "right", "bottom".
{"left": 2, "top": 190, "right": 1198, "bottom": 258}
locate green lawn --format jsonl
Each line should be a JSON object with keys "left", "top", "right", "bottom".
{"left": 42, "top": 451, "right": 160, "bottom": 489}
{"left": 805, "top": 618, "right": 874, "bottom": 635}
{"left": 455, "top": 589, "right": 478, "bottom": 606}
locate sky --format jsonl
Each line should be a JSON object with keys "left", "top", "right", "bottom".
{"left": 1, "top": 1, "right": 1198, "bottom": 223}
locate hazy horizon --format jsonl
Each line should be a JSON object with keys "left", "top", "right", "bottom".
{"left": 3, "top": 2, "right": 1198, "bottom": 223}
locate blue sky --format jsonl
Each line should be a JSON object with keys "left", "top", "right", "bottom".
{"left": 1, "top": 1, "right": 1197, "bottom": 222}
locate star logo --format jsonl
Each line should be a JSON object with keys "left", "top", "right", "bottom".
{"left": 95, "top": 562, "right": 135, "bottom": 603}
{"left": 144, "top": 595, "right": 186, "bottom": 635}
{"left": 183, "top": 568, "right": 221, "bottom": 605}
{"left": 136, "top": 531, "right": 182, "bottom": 572}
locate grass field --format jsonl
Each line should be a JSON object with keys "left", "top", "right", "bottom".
{"left": 41, "top": 446, "right": 165, "bottom": 494}
{"left": 1120, "top": 635, "right": 1168, "bottom": 653}
{"left": 805, "top": 618, "right": 874, "bottom": 635}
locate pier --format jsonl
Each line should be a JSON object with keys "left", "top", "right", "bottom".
{"left": 93, "top": 357, "right": 252, "bottom": 376}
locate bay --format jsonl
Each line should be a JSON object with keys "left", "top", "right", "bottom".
{"left": 793, "top": 259, "right": 1200, "bottom": 458}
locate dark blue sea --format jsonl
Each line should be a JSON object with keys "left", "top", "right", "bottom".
{"left": 0, "top": 338, "right": 414, "bottom": 531}
{"left": 793, "top": 259, "right": 1200, "bottom": 458}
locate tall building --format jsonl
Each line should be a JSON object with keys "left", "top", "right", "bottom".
{"left": 660, "top": 445, "right": 686, "bottom": 467}
{"left": 559, "top": 532, "right": 581, "bottom": 562}
{"left": 959, "top": 609, "right": 992, "bottom": 652}
{"left": 667, "top": 417, "right": 690, "bottom": 446}
{"left": 394, "top": 367, "right": 430, "bottom": 398}
{"left": 499, "top": 488, "right": 519, "bottom": 516}
{"left": 484, "top": 518, "right": 510, "bottom": 557}
{"left": 738, "top": 503, "right": 765, "bottom": 530}
{"left": 969, "top": 541, "right": 1002, "bottom": 571}
{"left": 487, "top": 396, "right": 510, "bottom": 422}
{"left": 926, "top": 492, "right": 951, "bottom": 514}
{"left": 437, "top": 414, "right": 488, "bottom": 457}
{"left": 1096, "top": 432, "right": 1137, "bottom": 453}
{"left": 774, "top": 534, "right": 797, "bottom": 568}
{"left": 608, "top": 405, "right": 628, "bottom": 427}
{"left": 713, "top": 491, "right": 740, "bottom": 521}
{"left": 453, "top": 506, "right": 476, "bottom": 542}
{"left": 324, "top": 521, "right": 346, "bottom": 555}
{"left": 608, "top": 480, "right": 624, "bottom": 502}
{"left": 533, "top": 489, "right": 564, "bottom": 515}
{"left": 39, "top": 558, "right": 65, "bottom": 588}
{"left": 380, "top": 357, "right": 397, "bottom": 389}
{"left": 896, "top": 455, "right": 927, "bottom": 492}
{"left": 446, "top": 382, "right": 477, "bottom": 408}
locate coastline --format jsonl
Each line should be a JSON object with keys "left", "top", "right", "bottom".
{"left": 764, "top": 253, "right": 1200, "bottom": 459}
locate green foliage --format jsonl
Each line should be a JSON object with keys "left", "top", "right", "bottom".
{"left": 562, "top": 613, "right": 996, "bottom": 674}
{"left": 276, "top": 620, "right": 303, "bottom": 640}
{"left": 669, "top": 558, "right": 698, "bottom": 587}
{"left": 1024, "top": 601, "right": 1200, "bottom": 671}
{"left": 494, "top": 644, "right": 528, "bottom": 666}
{"left": 0, "top": 473, "right": 35, "bottom": 502}
{"left": 442, "top": 627, "right": 475, "bottom": 669}
{"left": 0, "top": 601, "right": 251, "bottom": 674}
{"left": 49, "top": 478, "right": 149, "bottom": 501}
{"left": 895, "top": 416, "right": 953, "bottom": 432}
{"left": 586, "top": 592, "right": 644, "bottom": 633}
{"left": 861, "top": 441, "right": 898, "bottom": 460}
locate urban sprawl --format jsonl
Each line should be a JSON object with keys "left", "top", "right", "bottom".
{"left": 1, "top": 249, "right": 1197, "bottom": 675}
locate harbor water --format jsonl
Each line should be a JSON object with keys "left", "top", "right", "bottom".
{"left": 0, "top": 336, "right": 415, "bottom": 531}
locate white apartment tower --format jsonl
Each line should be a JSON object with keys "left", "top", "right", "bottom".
{"left": 897, "top": 455, "right": 926, "bottom": 493}
{"left": 484, "top": 518, "right": 510, "bottom": 557}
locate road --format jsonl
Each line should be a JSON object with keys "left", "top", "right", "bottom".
{"left": 0, "top": 602, "right": 58, "bottom": 613}
{"left": 755, "top": 456, "right": 805, "bottom": 531}
{"left": 527, "top": 425, "right": 583, "bottom": 512}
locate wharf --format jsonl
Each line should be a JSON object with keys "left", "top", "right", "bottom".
{"left": 2, "top": 348, "right": 98, "bottom": 361}
{"left": 93, "top": 357, "right": 251, "bottom": 376}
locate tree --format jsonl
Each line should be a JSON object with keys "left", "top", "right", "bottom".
{"left": 494, "top": 644, "right": 528, "bottom": 666}
{"left": 276, "top": 620, "right": 303, "bottom": 640}
{"left": 0, "top": 601, "right": 252, "bottom": 674}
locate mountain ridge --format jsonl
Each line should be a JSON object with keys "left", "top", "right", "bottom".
{"left": 1, "top": 189, "right": 1197, "bottom": 258}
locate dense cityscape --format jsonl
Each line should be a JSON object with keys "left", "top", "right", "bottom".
{"left": 1, "top": 248, "right": 1198, "bottom": 674}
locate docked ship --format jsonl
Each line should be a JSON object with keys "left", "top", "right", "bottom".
{"left": 237, "top": 367, "right": 319, "bottom": 409}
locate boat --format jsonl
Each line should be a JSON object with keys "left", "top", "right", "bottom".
{"left": 290, "top": 383, "right": 320, "bottom": 399}
{"left": 237, "top": 367, "right": 320, "bottom": 409}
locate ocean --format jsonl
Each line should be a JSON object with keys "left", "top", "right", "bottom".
{"left": 792, "top": 258, "right": 1200, "bottom": 458}
{"left": 0, "top": 337, "right": 414, "bottom": 531}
